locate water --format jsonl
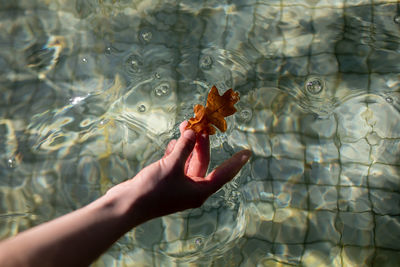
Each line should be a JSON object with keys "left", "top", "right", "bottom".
{"left": 1, "top": 0, "right": 400, "bottom": 266}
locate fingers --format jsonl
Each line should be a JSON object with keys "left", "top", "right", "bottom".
{"left": 163, "top": 139, "right": 177, "bottom": 158}
{"left": 204, "top": 149, "right": 251, "bottom": 194}
{"left": 169, "top": 129, "right": 196, "bottom": 168}
{"left": 186, "top": 134, "right": 210, "bottom": 177}
{"left": 179, "top": 121, "right": 189, "bottom": 134}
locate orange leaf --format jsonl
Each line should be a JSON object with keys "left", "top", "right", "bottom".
{"left": 186, "top": 85, "right": 240, "bottom": 135}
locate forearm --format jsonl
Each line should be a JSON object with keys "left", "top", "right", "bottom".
{"left": 0, "top": 186, "right": 141, "bottom": 267}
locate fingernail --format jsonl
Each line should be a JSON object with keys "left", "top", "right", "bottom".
{"left": 240, "top": 150, "right": 252, "bottom": 163}
{"left": 183, "top": 129, "right": 196, "bottom": 142}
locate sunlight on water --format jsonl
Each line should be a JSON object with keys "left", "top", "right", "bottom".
{"left": 1, "top": 0, "right": 400, "bottom": 266}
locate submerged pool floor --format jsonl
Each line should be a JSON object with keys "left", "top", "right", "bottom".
{"left": 0, "top": 0, "right": 400, "bottom": 266}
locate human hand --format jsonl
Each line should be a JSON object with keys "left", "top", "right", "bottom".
{"left": 107, "top": 121, "right": 251, "bottom": 224}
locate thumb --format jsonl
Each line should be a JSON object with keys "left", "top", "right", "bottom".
{"left": 169, "top": 129, "right": 196, "bottom": 167}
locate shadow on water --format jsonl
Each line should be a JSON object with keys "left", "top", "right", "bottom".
{"left": 1, "top": 1, "right": 400, "bottom": 266}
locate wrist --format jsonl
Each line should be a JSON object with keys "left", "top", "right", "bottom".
{"left": 102, "top": 181, "right": 147, "bottom": 229}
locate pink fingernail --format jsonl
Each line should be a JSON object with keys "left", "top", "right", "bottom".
{"left": 241, "top": 150, "right": 252, "bottom": 163}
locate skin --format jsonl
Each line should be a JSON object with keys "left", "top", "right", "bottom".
{"left": 0, "top": 121, "right": 251, "bottom": 267}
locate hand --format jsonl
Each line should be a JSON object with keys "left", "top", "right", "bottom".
{"left": 107, "top": 121, "right": 251, "bottom": 223}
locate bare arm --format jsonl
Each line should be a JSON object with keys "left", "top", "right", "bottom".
{"left": 0, "top": 121, "right": 251, "bottom": 267}
{"left": 0, "top": 191, "right": 138, "bottom": 267}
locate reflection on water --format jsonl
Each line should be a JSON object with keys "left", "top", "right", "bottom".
{"left": 1, "top": 0, "right": 400, "bottom": 266}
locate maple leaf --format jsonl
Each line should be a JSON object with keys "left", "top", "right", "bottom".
{"left": 186, "top": 85, "right": 240, "bottom": 135}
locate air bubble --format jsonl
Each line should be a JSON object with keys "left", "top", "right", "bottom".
{"left": 138, "top": 30, "right": 152, "bottom": 43}
{"left": 195, "top": 238, "right": 203, "bottom": 247}
{"left": 236, "top": 104, "right": 252, "bottom": 123}
{"left": 386, "top": 96, "right": 393, "bottom": 103}
{"left": 142, "top": 32, "right": 152, "bottom": 42}
{"left": 7, "top": 158, "right": 15, "bottom": 168}
{"left": 154, "top": 83, "right": 170, "bottom": 97}
{"left": 125, "top": 55, "right": 142, "bottom": 74}
{"left": 82, "top": 57, "right": 87, "bottom": 63}
{"left": 200, "top": 55, "right": 213, "bottom": 70}
{"left": 239, "top": 108, "right": 252, "bottom": 122}
{"left": 305, "top": 77, "right": 324, "bottom": 94}
{"left": 394, "top": 15, "right": 400, "bottom": 24}
{"left": 154, "top": 72, "right": 161, "bottom": 79}
{"left": 138, "top": 104, "right": 146, "bottom": 112}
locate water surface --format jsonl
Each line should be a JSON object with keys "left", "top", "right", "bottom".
{"left": 1, "top": 0, "right": 400, "bottom": 266}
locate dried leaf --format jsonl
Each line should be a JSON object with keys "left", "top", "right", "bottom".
{"left": 187, "top": 85, "right": 240, "bottom": 135}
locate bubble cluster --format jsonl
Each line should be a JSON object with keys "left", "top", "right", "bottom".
{"left": 154, "top": 83, "right": 170, "bottom": 97}
{"left": 200, "top": 55, "right": 214, "bottom": 70}
{"left": 305, "top": 77, "right": 325, "bottom": 94}
{"left": 7, "top": 158, "right": 15, "bottom": 168}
